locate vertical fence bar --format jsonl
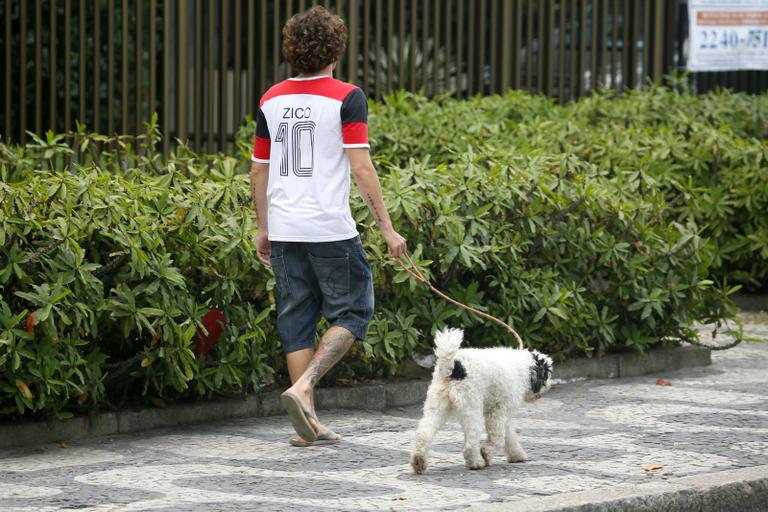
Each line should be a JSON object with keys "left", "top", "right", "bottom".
{"left": 631, "top": 0, "right": 640, "bottom": 88}
{"left": 19, "top": 0, "right": 27, "bottom": 141}
{"left": 478, "top": 0, "right": 485, "bottom": 93}
{"left": 233, "top": 0, "right": 241, "bottom": 128}
{"left": 220, "top": 0, "right": 228, "bottom": 150}
{"left": 363, "top": 0, "right": 370, "bottom": 93}
{"left": 136, "top": 0, "right": 142, "bottom": 135}
{"left": 348, "top": 0, "right": 358, "bottom": 85}
{"left": 108, "top": 0, "right": 114, "bottom": 134}
{"left": 78, "top": 0, "right": 85, "bottom": 130}
{"left": 63, "top": 0, "right": 70, "bottom": 135}
{"left": 336, "top": 0, "right": 346, "bottom": 81}
{"left": 590, "top": 0, "right": 597, "bottom": 90}
{"left": 642, "top": 0, "right": 649, "bottom": 83}
{"left": 514, "top": 0, "right": 522, "bottom": 90}
{"left": 163, "top": 0, "right": 170, "bottom": 156}
{"left": 526, "top": 1, "right": 533, "bottom": 91}
{"left": 559, "top": 0, "right": 565, "bottom": 101}
{"left": 207, "top": 0, "right": 215, "bottom": 152}
{"left": 260, "top": 0, "right": 267, "bottom": 91}
{"left": 569, "top": 0, "right": 577, "bottom": 99}
{"left": 399, "top": 0, "right": 405, "bottom": 90}
{"left": 501, "top": 0, "right": 512, "bottom": 93}
{"left": 537, "top": 2, "right": 544, "bottom": 93}
{"left": 93, "top": 2, "right": 101, "bottom": 133}
{"left": 195, "top": 0, "right": 202, "bottom": 151}
{"left": 489, "top": 0, "right": 496, "bottom": 93}
{"left": 622, "top": 0, "right": 629, "bottom": 89}
{"left": 35, "top": 0, "right": 42, "bottom": 135}
{"left": 246, "top": 0, "right": 254, "bottom": 118}
{"left": 386, "top": 0, "right": 393, "bottom": 94}
{"left": 600, "top": 0, "right": 608, "bottom": 88}
{"left": 149, "top": 0, "right": 157, "bottom": 122}
{"left": 410, "top": 0, "right": 416, "bottom": 91}
{"left": 652, "top": 0, "right": 663, "bottom": 80}
{"left": 273, "top": 1, "right": 280, "bottom": 83}
{"left": 456, "top": 0, "right": 464, "bottom": 96}
{"left": 422, "top": 0, "right": 429, "bottom": 91}
{"left": 610, "top": 0, "right": 617, "bottom": 88}
{"left": 50, "top": 0, "right": 56, "bottom": 132}
{"left": 546, "top": 0, "right": 554, "bottom": 97}
{"left": 665, "top": 0, "right": 676, "bottom": 77}
{"left": 4, "top": 0, "right": 12, "bottom": 139}
{"left": 178, "top": 0, "right": 188, "bottom": 142}
{"left": 467, "top": 0, "right": 474, "bottom": 96}
{"left": 375, "top": 0, "right": 382, "bottom": 99}
{"left": 121, "top": 0, "right": 128, "bottom": 134}
{"left": 433, "top": 0, "right": 440, "bottom": 95}
{"left": 579, "top": 0, "right": 586, "bottom": 97}
{"left": 285, "top": 1, "right": 293, "bottom": 78}
{"left": 444, "top": 0, "right": 451, "bottom": 94}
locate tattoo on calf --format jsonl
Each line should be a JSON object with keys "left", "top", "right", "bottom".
{"left": 306, "top": 327, "right": 355, "bottom": 386}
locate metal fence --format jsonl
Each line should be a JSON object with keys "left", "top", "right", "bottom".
{"left": 1, "top": 0, "right": 767, "bottom": 155}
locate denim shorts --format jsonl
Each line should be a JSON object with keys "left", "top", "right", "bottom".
{"left": 269, "top": 235, "right": 374, "bottom": 353}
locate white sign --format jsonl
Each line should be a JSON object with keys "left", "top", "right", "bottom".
{"left": 688, "top": 0, "right": 768, "bottom": 71}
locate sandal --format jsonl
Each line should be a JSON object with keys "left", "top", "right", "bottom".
{"left": 280, "top": 392, "right": 317, "bottom": 442}
{"left": 290, "top": 431, "right": 342, "bottom": 447}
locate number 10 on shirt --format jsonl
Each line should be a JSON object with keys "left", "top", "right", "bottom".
{"left": 275, "top": 121, "right": 316, "bottom": 177}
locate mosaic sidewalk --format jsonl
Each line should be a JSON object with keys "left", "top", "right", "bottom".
{"left": 1, "top": 316, "right": 767, "bottom": 511}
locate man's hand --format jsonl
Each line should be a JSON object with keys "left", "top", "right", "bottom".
{"left": 256, "top": 230, "right": 271, "bottom": 266}
{"left": 382, "top": 228, "right": 407, "bottom": 259}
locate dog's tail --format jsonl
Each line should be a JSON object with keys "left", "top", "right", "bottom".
{"left": 434, "top": 328, "right": 464, "bottom": 378}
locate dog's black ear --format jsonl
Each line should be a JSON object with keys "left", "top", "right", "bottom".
{"left": 530, "top": 352, "right": 552, "bottom": 393}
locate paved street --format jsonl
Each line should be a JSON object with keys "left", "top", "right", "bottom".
{"left": 1, "top": 316, "right": 767, "bottom": 511}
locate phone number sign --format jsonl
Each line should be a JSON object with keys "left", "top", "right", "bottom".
{"left": 688, "top": 1, "right": 768, "bottom": 71}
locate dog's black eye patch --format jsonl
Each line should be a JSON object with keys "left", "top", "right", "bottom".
{"left": 450, "top": 360, "right": 467, "bottom": 380}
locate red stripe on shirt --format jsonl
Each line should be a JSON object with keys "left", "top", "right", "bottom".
{"left": 253, "top": 135, "right": 271, "bottom": 160}
{"left": 260, "top": 77, "right": 357, "bottom": 104}
{"left": 342, "top": 122, "right": 368, "bottom": 145}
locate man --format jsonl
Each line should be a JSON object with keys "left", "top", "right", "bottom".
{"left": 250, "top": 6, "right": 407, "bottom": 447}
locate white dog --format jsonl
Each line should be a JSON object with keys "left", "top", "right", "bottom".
{"left": 410, "top": 328, "right": 553, "bottom": 474}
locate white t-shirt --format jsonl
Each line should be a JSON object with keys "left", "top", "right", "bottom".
{"left": 252, "top": 76, "right": 370, "bottom": 242}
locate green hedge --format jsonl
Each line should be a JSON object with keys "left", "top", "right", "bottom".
{"left": 0, "top": 83, "right": 754, "bottom": 420}
{"left": 365, "top": 84, "right": 768, "bottom": 290}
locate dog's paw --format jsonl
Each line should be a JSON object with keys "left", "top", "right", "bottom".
{"left": 466, "top": 458, "right": 488, "bottom": 470}
{"left": 480, "top": 444, "right": 493, "bottom": 466}
{"left": 507, "top": 449, "right": 528, "bottom": 463}
{"left": 410, "top": 453, "right": 428, "bottom": 474}
{"left": 464, "top": 450, "right": 488, "bottom": 470}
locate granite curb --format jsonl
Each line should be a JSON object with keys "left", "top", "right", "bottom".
{"left": 0, "top": 344, "right": 710, "bottom": 450}
{"left": 472, "top": 465, "right": 768, "bottom": 512}
{"left": 733, "top": 294, "right": 768, "bottom": 311}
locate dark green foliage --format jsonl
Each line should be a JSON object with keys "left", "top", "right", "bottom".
{"left": 0, "top": 83, "right": 756, "bottom": 419}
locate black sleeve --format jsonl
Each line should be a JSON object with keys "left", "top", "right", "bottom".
{"left": 255, "top": 107, "right": 270, "bottom": 139}
{"left": 340, "top": 88, "right": 368, "bottom": 124}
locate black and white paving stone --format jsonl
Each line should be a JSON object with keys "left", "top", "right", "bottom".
{"left": 1, "top": 315, "right": 767, "bottom": 511}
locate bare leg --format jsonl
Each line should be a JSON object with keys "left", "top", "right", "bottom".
{"left": 286, "top": 347, "right": 314, "bottom": 384}
{"left": 284, "top": 326, "right": 355, "bottom": 438}
{"left": 410, "top": 386, "right": 451, "bottom": 474}
{"left": 505, "top": 423, "right": 528, "bottom": 463}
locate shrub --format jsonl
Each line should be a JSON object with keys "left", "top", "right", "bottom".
{"left": 1, "top": 82, "right": 754, "bottom": 419}
{"left": 0, "top": 157, "right": 277, "bottom": 420}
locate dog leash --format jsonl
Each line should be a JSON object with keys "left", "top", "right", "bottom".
{"left": 398, "top": 252, "right": 525, "bottom": 350}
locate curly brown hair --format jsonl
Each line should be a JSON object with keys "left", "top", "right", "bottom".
{"left": 282, "top": 6, "right": 348, "bottom": 75}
